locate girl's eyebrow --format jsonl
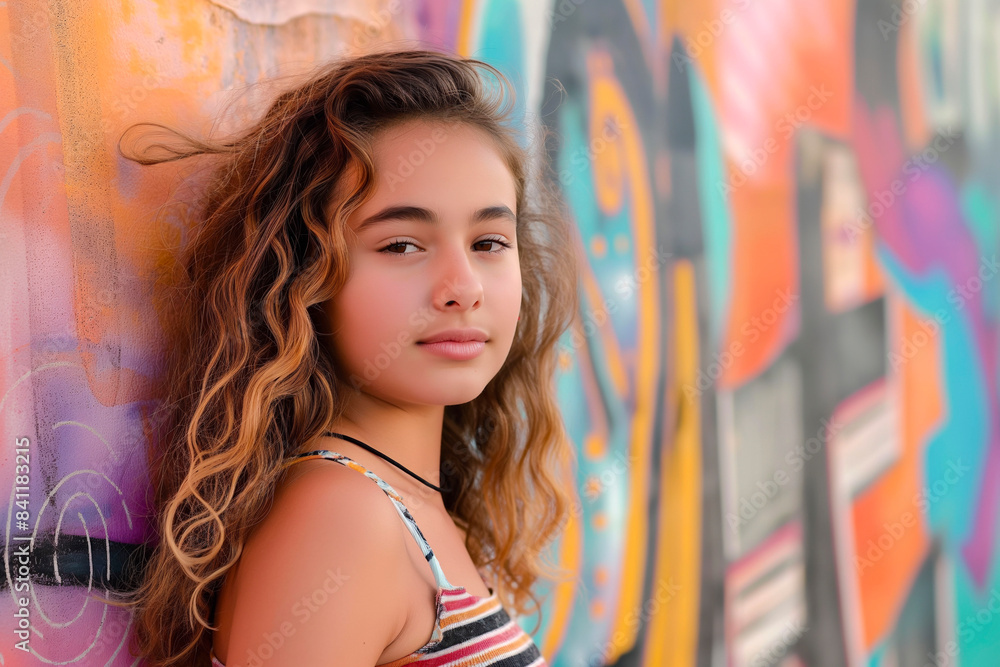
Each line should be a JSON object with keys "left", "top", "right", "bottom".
{"left": 356, "top": 204, "right": 516, "bottom": 232}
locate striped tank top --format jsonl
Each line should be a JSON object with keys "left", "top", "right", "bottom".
{"left": 210, "top": 449, "right": 547, "bottom": 666}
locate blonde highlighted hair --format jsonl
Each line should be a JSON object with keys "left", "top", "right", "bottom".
{"left": 105, "top": 47, "right": 581, "bottom": 666}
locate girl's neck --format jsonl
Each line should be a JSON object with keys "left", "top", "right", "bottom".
{"left": 316, "top": 407, "right": 444, "bottom": 495}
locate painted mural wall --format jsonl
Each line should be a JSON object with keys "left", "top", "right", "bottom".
{"left": 1, "top": 0, "right": 997, "bottom": 665}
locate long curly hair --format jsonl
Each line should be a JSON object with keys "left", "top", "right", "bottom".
{"left": 103, "top": 47, "right": 581, "bottom": 666}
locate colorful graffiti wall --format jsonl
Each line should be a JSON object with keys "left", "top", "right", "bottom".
{"left": 1, "top": 0, "right": 997, "bottom": 665}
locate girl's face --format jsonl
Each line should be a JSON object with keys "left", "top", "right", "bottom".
{"left": 325, "top": 120, "right": 522, "bottom": 407}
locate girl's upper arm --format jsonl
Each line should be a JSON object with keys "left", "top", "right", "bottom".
{"left": 222, "top": 462, "right": 410, "bottom": 666}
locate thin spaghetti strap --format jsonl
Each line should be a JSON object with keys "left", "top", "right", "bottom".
{"left": 283, "top": 449, "right": 455, "bottom": 590}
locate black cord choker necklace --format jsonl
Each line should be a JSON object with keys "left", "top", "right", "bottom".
{"left": 324, "top": 431, "right": 442, "bottom": 493}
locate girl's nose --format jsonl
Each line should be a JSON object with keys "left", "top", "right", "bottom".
{"left": 431, "top": 245, "right": 484, "bottom": 311}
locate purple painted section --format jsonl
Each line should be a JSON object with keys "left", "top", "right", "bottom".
{"left": 851, "top": 100, "right": 999, "bottom": 585}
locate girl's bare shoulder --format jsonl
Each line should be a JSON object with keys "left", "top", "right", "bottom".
{"left": 216, "top": 458, "right": 409, "bottom": 666}
{"left": 254, "top": 455, "right": 410, "bottom": 568}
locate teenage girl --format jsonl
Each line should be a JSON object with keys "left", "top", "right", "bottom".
{"left": 111, "top": 47, "right": 580, "bottom": 666}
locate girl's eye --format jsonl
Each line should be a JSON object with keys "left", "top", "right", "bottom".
{"left": 378, "top": 240, "right": 419, "bottom": 255}
{"left": 378, "top": 236, "right": 513, "bottom": 257}
{"left": 472, "top": 236, "right": 513, "bottom": 254}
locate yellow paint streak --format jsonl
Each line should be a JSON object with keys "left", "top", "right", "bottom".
{"left": 455, "top": 0, "right": 477, "bottom": 57}
{"left": 587, "top": 49, "right": 660, "bottom": 663}
{"left": 643, "top": 259, "right": 702, "bottom": 665}
{"left": 538, "top": 448, "right": 583, "bottom": 662}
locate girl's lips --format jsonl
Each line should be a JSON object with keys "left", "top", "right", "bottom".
{"left": 417, "top": 340, "right": 486, "bottom": 360}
